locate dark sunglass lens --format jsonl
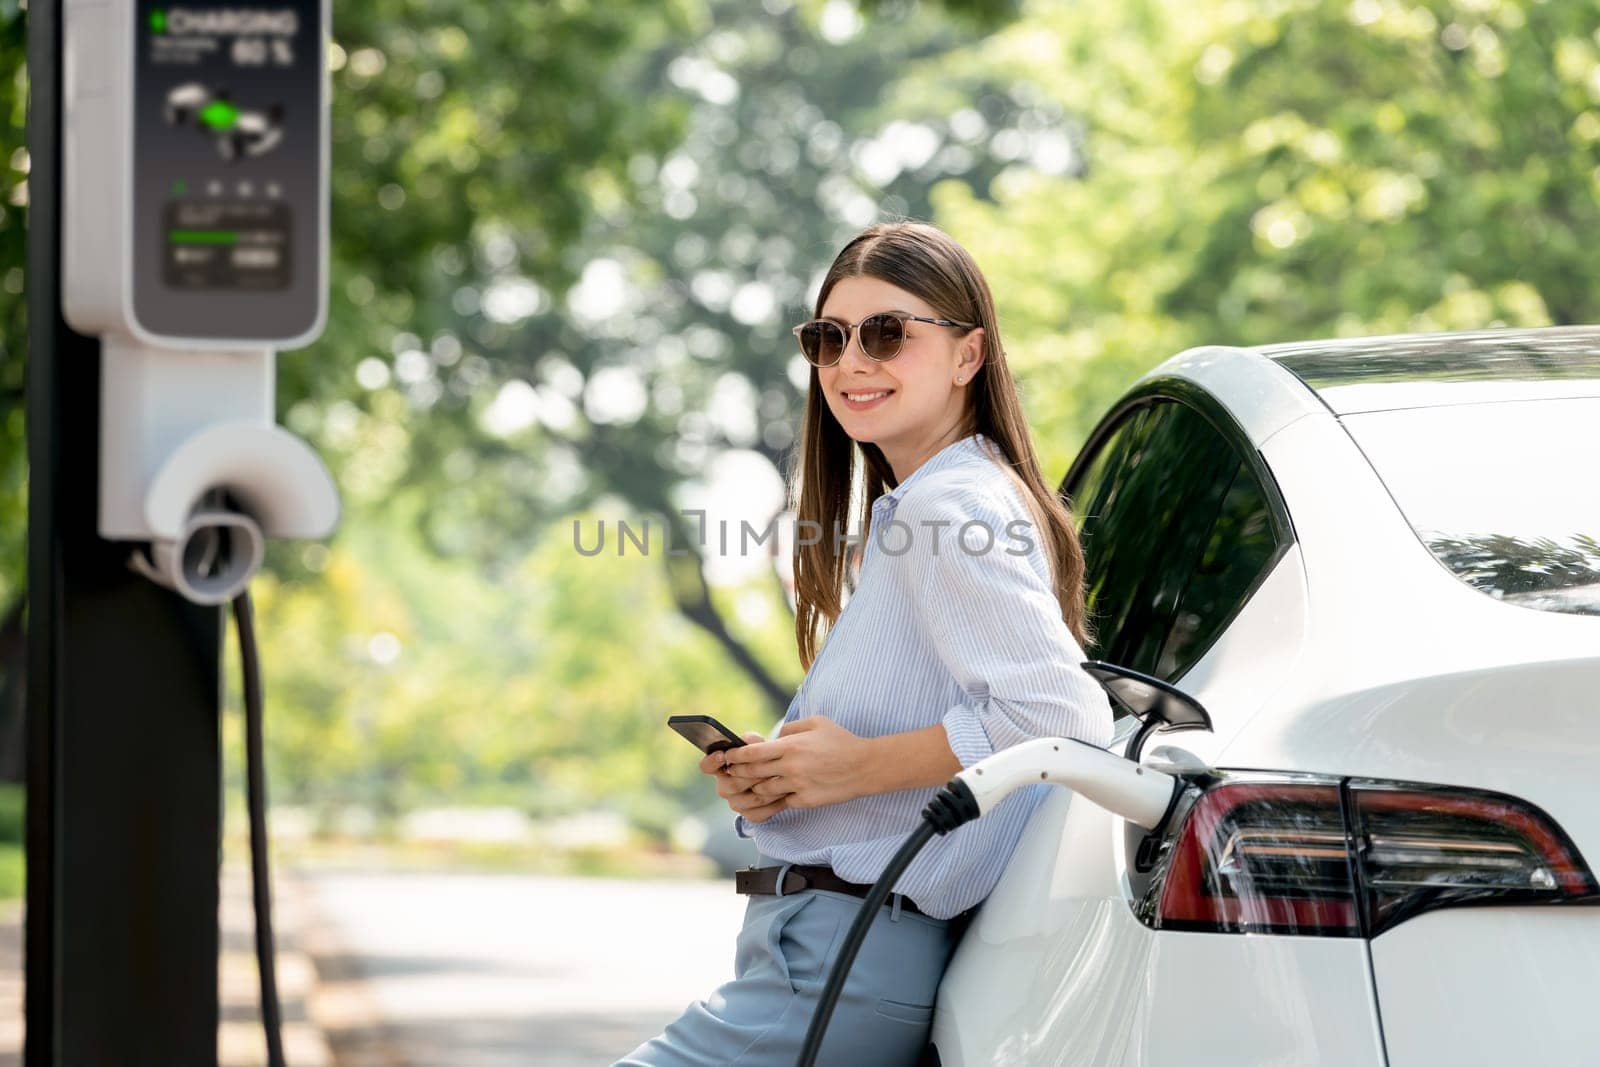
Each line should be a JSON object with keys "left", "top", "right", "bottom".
{"left": 861, "top": 314, "right": 905, "bottom": 359}
{"left": 800, "top": 321, "right": 845, "bottom": 365}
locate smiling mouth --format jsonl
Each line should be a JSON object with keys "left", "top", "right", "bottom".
{"left": 842, "top": 389, "right": 895, "bottom": 402}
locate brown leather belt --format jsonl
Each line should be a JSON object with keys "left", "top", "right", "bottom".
{"left": 734, "top": 863, "right": 929, "bottom": 918}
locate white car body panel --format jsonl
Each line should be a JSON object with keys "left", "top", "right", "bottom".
{"left": 1129, "top": 931, "right": 1384, "bottom": 1067}
{"left": 932, "top": 793, "right": 1152, "bottom": 1066}
{"left": 1132, "top": 346, "right": 1326, "bottom": 446}
{"left": 932, "top": 783, "right": 1386, "bottom": 1067}
{"left": 1370, "top": 908, "right": 1600, "bottom": 1065}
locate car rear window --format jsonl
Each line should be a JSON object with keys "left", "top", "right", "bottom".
{"left": 1339, "top": 397, "right": 1600, "bottom": 616}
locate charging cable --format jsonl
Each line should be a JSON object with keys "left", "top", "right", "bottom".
{"left": 795, "top": 737, "right": 1180, "bottom": 1067}
{"left": 232, "top": 588, "right": 288, "bottom": 1067}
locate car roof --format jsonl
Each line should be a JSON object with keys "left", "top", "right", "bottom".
{"left": 1253, "top": 324, "right": 1600, "bottom": 414}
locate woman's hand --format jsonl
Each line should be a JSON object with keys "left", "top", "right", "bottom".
{"left": 720, "top": 717, "right": 870, "bottom": 811}
{"left": 700, "top": 733, "right": 789, "bottom": 823}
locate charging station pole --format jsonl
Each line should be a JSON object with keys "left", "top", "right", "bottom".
{"left": 25, "top": 0, "right": 223, "bottom": 1059}
{"left": 27, "top": 0, "right": 336, "bottom": 1059}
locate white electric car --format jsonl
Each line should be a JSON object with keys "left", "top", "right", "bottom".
{"left": 929, "top": 326, "right": 1600, "bottom": 1066}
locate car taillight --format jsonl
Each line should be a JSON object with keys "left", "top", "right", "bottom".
{"left": 1155, "top": 780, "right": 1361, "bottom": 936}
{"left": 1350, "top": 781, "right": 1598, "bottom": 935}
{"left": 1140, "top": 774, "right": 1598, "bottom": 938}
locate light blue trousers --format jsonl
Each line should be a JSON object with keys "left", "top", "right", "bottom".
{"left": 614, "top": 879, "right": 963, "bottom": 1066}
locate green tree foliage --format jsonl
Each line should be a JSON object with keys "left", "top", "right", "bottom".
{"left": 284, "top": 0, "right": 707, "bottom": 528}
{"left": 0, "top": 5, "right": 26, "bottom": 608}
{"left": 931, "top": 0, "right": 1600, "bottom": 471}
{"left": 231, "top": 503, "right": 792, "bottom": 823}
{"left": 250, "top": 0, "right": 1036, "bottom": 724}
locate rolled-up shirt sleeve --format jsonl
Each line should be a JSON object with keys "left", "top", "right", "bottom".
{"left": 893, "top": 474, "right": 1115, "bottom": 769}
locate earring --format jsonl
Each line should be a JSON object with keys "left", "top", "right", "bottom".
{"left": 956, "top": 375, "right": 965, "bottom": 384}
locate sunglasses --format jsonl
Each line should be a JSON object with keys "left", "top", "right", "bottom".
{"left": 790, "top": 309, "right": 977, "bottom": 368}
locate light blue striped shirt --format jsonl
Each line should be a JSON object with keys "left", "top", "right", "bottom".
{"left": 737, "top": 431, "right": 1115, "bottom": 920}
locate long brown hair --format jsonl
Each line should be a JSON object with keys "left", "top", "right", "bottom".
{"left": 787, "top": 220, "right": 1097, "bottom": 670}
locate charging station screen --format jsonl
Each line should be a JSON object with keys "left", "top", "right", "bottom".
{"left": 132, "top": 1, "right": 324, "bottom": 342}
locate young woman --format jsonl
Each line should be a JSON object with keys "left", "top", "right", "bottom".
{"left": 616, "top": 221, "right": 1114, "bottom": 1066}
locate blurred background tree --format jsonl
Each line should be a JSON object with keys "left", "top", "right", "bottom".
{"left": 3, "top": 0, "right": 1600, "bottom": 865}
{"left": 932, "top": 0, "right": 1596, "bottom": 472}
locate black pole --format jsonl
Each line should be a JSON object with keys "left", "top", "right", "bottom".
{"left": 26, "top": 0, "right": 223, "bottom": 1061}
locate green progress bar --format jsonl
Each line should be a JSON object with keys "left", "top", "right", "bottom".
{"left": 168, "top": 229, "right": 239, "bottom": 245}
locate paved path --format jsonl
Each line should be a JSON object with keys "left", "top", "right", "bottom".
{"left": 0, "top": 904, "right": 16, "bottom": 1067}
{"left": 0, "top": 870, "right": 331, "bottom": 1067}
{"left": 299, "top": 871, "right": 743, "bottom": 1067}
{"left": 222, "top": 866, "right": 334, "bottom": 1066}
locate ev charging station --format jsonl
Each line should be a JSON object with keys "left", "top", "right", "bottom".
{"left": 27, "top": 0, "right": 336, "bottom": 1061}
{"left": 64, "top": 0, "right": 337, "bottom": 597}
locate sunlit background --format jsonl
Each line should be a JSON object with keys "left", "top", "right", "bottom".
{"left": 3, "top": 0, "right": 1600, "bottom": 1060}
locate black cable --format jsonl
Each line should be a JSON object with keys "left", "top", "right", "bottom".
{"left": 233, "top": 588, "right": 287, "bottom": 1067}
{"left": 796, "top": 819, "right": 938, "bottom": 1067}
{"left": 796, "top": 778, "right": 981, "bottom": 1067}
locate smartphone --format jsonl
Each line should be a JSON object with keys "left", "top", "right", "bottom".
{"left": 668, "top": 714, "right": 748, "bottom": 755}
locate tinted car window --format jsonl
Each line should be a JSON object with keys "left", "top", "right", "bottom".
{"left": 1063, "top": 406, "right": 1146, "bottom": 531}
{"left": 1154, "top": 459, "right": 1279, "bottom": 678}
{"left": 1341, "top": 397, "right": 1600, "bottom": 616}
{"left": 1067, "top": 400, "right": 1242, "bottom": 681}
{"left": 1062, "top": 407, "right": 1150, "bottom": 680}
